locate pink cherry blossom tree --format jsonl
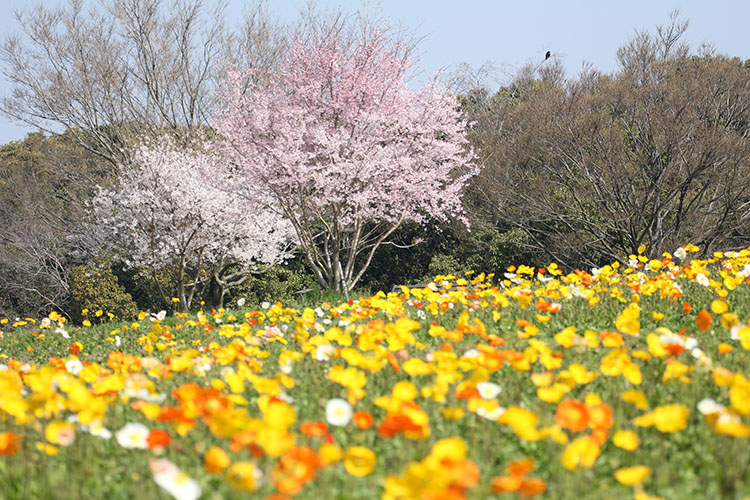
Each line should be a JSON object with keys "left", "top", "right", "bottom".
{"left": 92, "top": 136, "right": 296, "bottom": 309}
{"left": 215, "top": 16, "right": 476, "bottom": 292}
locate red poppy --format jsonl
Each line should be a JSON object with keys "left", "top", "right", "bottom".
{"left": 147, "top": 429, "right": 171, "bottom": 449}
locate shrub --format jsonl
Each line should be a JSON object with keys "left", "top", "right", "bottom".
{"left": 70, "top": 260, "right": 138, "bottom": 324}
{"left": 127, "top": 267, "right": 178, "bottom": 311}
{"left": 360, "top": 222, "right": 460, "bottom": 292}
{"left": 453, "top": 222, "right": 538, "bottom": 277}
{"left": 227, "top": 264, "right": 316, "bottom": 308}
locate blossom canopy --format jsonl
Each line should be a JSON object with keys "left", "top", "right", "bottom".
{"left": 214, "top": 16, "right": 476, "bottom": 290}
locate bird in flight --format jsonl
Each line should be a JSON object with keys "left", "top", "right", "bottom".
{"left": 545, "top": 51, "right": 551, "bottom": 61}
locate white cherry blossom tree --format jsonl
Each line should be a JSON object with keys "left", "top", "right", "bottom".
{"left": 93, "top": 136, "right": 296, "bottom": 309}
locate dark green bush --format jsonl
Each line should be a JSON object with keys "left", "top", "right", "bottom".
{"left": 359, "top": 222, "right": 459, "bottom": 292}
{"left": 422, "top": 253, "right": 465, "bottom": 281}
{"left": 70, "top": 260, "right": 138, "bottom": 324}
{"left": 227, "top": 263, "right": 317, "bottom": 308}
{"left": 127, "top": 267, "right": 177, "bottom": 311}
{"left": 359, "top": 220, "right": 540, "bottom": 291}
{"left": 450, "top": 222, "right": 538, "bottom": 276}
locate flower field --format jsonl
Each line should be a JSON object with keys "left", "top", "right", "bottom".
{"left": 3, "top": 245, "right": 750, "bottom": 499}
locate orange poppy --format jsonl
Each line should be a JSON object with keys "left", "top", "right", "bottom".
{"left": 590, "top": 426, "right": 611, "bottom": 447}
{"left": 587, "top": 404, "right": 614, "bottom": 430}
{"left": 454, "top": 383, "right": 480, "bottom": 400}
{"left": 508, "top": 457, "right": 534, "bottom": 477}
{"left": 491, "top": 475, "right": 522, "bottom": 493}
{"left": 452, "top": 459, "right": 480, "bottom": 488}
{"left": 718, "top": 343, "right": 733, "bottom": 354}
{"left": 300, "top": 421, "right": 328, "bottom": 438}
{"left": 0, "top": 431, "right": 21, "bottom": 456}
{"left": 695, "top": 310, "right": 712, "bottom": 331}
{"left": 555, "top": 399, "right": 589, "bottom": 433}
{"left": 386, "top": 353, "right": 400, "bottom": 373}
{"left": 519, "top": 478, "right": 548, "bottom": 498}
{"left": 486, "top": 334, "right": 505, "bottom": 347}
{"left": 68, "top": 342, "right": 83, "bottom": 355}
{"left": 273, "top": 446, "right": 319, "bottom": 495}
{"left": 353, "top": 411, "right": 374, "bottom": 430}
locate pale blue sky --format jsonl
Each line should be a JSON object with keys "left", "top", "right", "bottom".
{"left": 1, "top": 0, "right": 748, "bottom": 144}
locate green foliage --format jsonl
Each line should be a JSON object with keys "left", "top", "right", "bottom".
{"left": 0, "top": 132, "right": 113, "bottom": 318}
{"left": 127, "top": 267, "right": 176, "bottom": 311}
{"left": 361, "top": 220, "right": 540, "bottom": 290}
{"left": 227, "top": 262, "right": 317, "bottom": 308}
{"left": 359, "top": 222, "right": 460, "bottom": 291}
{"left": 423, "top": 253, "right": 464, "bottom": 279}
{"left": 69, "top": 260, "right": 138, "bottom": 323}
{"left": 451, "top": 221, "right": 538, "bottom": 275}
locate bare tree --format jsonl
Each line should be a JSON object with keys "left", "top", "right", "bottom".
{"left": 0, "top": 0, "right": 287, "bottom": 167}
{"left": 441, "top": 61, "right": 499, "bottom": 96}
{"left": 464, "top": 13, "right": 750, "bottom": 267}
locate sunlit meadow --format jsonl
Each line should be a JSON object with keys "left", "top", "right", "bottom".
{"left": 3, "top": 244, "right": 750, "bottom": 499}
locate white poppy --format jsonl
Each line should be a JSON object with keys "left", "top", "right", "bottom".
{"left": 279, "top": 360, "right": 293, "bottom": 375}
{"left": 151, "top": 310, "right": 167, "bottom": 322}
{"left": 115, "top": 422, "right": 150, "bottom": 449}
{"left": 315, "top": 344, "right": 336, "bottom": 361}
{"left": 151, "top": 459, "right": 201, "bottom": 500}
{"left": 65, "top": 359, "right": 83, "bottom": 375}
{"left": 476, "top": 381, "right": 502, "bottom": 399}
{"left": 87, "top": 420, "right": 113, "bottom": 439}
{"left": 462, "top": 349, "right": 480, "bottom": 359}
{"left": 325, "top": 398, "right": 353, "bottom": 427}
{"left": 697, "top": 398, "right": 724, "bottom": 415}
{"left": 476, "top": 405, "right": 506, "bottom": 421}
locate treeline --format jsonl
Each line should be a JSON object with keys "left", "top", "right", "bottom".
{"left": 461, "top": 21, "right": 750, "bottom": 268}
{"left": 1, "top": 4, "right": 749, "bottom": 319}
